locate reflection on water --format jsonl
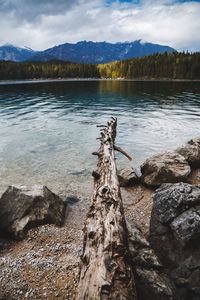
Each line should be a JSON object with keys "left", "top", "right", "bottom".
{"left": 0, "top": 80, "right": 199, "bottom": 195}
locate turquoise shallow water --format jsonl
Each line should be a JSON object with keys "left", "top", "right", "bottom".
{"left": 0, "top": 80, "right": 199, "bottom": 195}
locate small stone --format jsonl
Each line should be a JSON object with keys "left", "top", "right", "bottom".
{"left": 118, "top": 167, "right": 140, "bottom": 187}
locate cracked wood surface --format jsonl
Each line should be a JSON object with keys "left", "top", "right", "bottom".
{"left": 76, "top": 118, "right": 137, "bottom": 300}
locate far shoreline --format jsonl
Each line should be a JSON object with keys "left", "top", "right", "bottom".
{"left": 0, "top": 78, "right": 200, "bottom": 85}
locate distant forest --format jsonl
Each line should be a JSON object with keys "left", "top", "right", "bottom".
{"left": 98, "top": 52, "right": 200, "bottom": 80}
{"left": 0, "top": 52, "right": 199, "bottom": 80}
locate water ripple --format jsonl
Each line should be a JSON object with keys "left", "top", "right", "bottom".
{"left": 0, "top": 80, "right": 200, "bottom": 194}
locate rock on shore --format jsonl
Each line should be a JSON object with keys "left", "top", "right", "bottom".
{"left": 177, "top": 137, "right": 200, "bottom": 167}
{"left": 141, "top": 152, "right": 191, "bottom": 186}
{"left": 149, "top": 182, "right": 200, "bottom": 299}
{"left": 0, "top": 185, "right": 67, "bottom": 239}
{"left": 118, "top": 167, "right": 140, "bottom": 187}
{"left": 128, "top": 223, "right": 176, "bottom": 300}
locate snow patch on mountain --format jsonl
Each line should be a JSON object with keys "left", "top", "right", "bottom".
{"left": 139, "top": 39, "right": 147, "bottom": 45}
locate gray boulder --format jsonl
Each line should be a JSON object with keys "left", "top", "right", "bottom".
{"left": 153, "top": 183, "right": 200, "bottom": 225}
{"left": 170, "top": 206, "right": 200, "bottom": 244}
{"left": 135, "top": 268, "right": 175, "bottom": 300}
{"left": 177, "top": 138, "right": 200, "bottom": 167}
{"left": 0, "top": 185, "right": 67, "bottom": 239}
{"left": 118, "top": 167, "right": 139, "bottom": 187}
{"left": 150, "top": 183, "right": 200, "bottom": 299}
{"left": 127, "top": 223, "right": 176, "bottom": 300}
{"left": 141, "top": 152, "right": 191, "bottom": 186}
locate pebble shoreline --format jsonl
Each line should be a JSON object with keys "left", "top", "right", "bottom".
{"left": 0, "top": 184, "right": 154, "bottom": 299}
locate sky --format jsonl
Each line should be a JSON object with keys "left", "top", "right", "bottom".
{"left": 0, "top": 0, "right": 199, "bottom": 51}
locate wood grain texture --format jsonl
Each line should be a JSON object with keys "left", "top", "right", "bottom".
{"left": 76, "top": 118, "right": 137, "bottom": 300}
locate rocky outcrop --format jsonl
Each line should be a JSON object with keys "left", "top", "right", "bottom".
{"left": 118, "top": 167, "right": 140, "bottom": 187}
{"left": 149, "top": 183, "right": 200, "bottom": 299}
{"left": 141, "top": 152, "right": 191, "bottom": 186}
{"left": 0, "top": 185, "right": 66, "bottom": 239}
{"left": 177, "top": 138, "right": 200, "bottom": 167}
{"left": 127, "top": 223, "right": 176, "bottom": 300}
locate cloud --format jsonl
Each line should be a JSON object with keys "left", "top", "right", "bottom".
{"left": 0, "top": 0, "right": 82, "bottom": 20}
{"left": 0, "top": 0, "right": 199, "bottom": 51}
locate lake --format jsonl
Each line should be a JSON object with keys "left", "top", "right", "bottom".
{"left": 0, "top": 80, "right": 200, "bottom": 196}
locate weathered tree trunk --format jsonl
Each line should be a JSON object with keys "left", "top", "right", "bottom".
{"left": 76, "top": 118, "right": 137, "bottom": 300}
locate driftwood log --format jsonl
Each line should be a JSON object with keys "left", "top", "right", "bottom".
{"left": 76, "top": 118, "right": 137, "bottom": 300}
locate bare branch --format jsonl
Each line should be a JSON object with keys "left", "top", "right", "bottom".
{"left": 114, "top": 145, "right": 133, "bottom": 161}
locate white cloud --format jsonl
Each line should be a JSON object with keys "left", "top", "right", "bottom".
{"left": 0, "top": 0, "right": 199, "bottom": 51}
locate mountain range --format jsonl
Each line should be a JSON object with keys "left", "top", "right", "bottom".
{"left": 0, "top": 44, "right": 35, "bottom": 62}
{"left": 0, "top": 40, "right": 176, "bottom": 64}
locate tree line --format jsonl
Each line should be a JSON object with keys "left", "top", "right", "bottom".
{"left": 0, "top": 60, "right": 99, "bottom": 80}
{"left": 98, "top": 52, "right": 200, "bottom": 79}
{"left": 0, "top": 52, "right": 199, "bottom": 80}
